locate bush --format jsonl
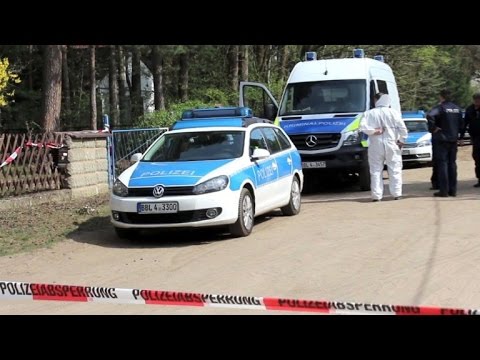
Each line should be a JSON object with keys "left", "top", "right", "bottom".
{"left": 136, "top": 100, "right": 213, "bottom": 128}
{"left": 190, "top": 88, "right": 237, "bottom": 106}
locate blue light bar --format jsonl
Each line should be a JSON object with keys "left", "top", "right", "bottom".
{"left": 353, "top": 49, "right": 365, "bottom": 58}
{"left": 402, "top": 110, "right": 426, "bottom": 118}
{"left": 305, "top": 52, "right": 317, "bottom": 61}
{"left": 374, "top": 55, "right": 385, "bottom": 62}
{"left": 172, "top": 119, "right": 245, "bottom": 130}
{"left": 181, "top": 107, "right": 252, "bottom": 120}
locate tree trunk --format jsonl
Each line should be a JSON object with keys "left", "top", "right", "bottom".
{"left": 228, "top": 45, "right": 239, "bottom": 91}
{"left": 178, "top": 52, "right": 189, "bottom": 102}
{"left": 61, "top": 45, "right": 71, "bottom": 114}
{"left": 239, "top": 45, "right": 249, "bottom": 82}
{"left": 152, "top": 45, "right": 165, "bottom": 110}
{"left": 131, "top": 47, "right": 143, "bottom": 119}
{"left": 40, "top": 45, "right": 62, "bottom": 132}
{"left": 90, "top": 45, "right": 97, "bottom": 130}
{"left": 109, "top": 45, "right": 119, "bottom": 127}
{"left": 28, "top": 45, "right": 34, "bottom": 91}
{"left": 280, "top": 45, "right": 290, "bottom": 81}
{"left": 117, "top": 45, "right": 130, "bottom": 125}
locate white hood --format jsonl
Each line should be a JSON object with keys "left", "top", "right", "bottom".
{"left": 375, "top": 94, "right": 391, "bottom": 108}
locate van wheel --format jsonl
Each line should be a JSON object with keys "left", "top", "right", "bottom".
{"left": 281, "top": 176, "right": 302, "bottom": 216}
{"left": 229, "top": 188, "right": 254, "bottom": 237}
{"left": 359, "top": 165, "right": 371, "bottom": 191}
{"left": 114, "top": 227, "right": 138, "bottom": 240}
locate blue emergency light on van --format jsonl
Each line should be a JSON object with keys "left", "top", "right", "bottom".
{"left": 374, "top": 55, "right": 385, "bottom": 62}
{"left": 305, "top": 52, "right": 317, "bottom": 61}
{"left": 353, "top": 49, "right": 365, "bottom": 58}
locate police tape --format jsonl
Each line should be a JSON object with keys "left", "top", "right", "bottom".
{"left": 0, "top": 147, "right": 22, "bottom": 169}
{"left": 0, "top": 280, "right": 478, "bottom": 315}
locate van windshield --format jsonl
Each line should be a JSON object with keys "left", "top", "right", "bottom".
{"left": 279, "top": 80, "right": 367, "bottom": 116}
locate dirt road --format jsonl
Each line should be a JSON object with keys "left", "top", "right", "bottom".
{"left": 1, "top": 147, "right": 479, "bottom": 314}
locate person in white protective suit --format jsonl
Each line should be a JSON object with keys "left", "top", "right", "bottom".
{"left": 359, "top": 93, "right": 408, "bottom": 201}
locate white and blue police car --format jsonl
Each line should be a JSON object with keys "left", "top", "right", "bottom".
{"left": 402, "top": 111, "right": 432, "bottom": 164}
{"left": 110, "top": 107, "right": 304, "bottom": 239}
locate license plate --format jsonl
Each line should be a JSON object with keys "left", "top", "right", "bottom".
{"left": 137, "top": 202, "right": 178, "bottom": 214}
{"left": 302, "top": 161, "right": 326, "bottom": 169}
{"left": 402, "top": 150, "right": 410, "bottom": 155}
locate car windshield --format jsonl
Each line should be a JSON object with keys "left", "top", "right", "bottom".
{"left": 142, "top": 131, "right": 245, "bottom": 162}
{"left": 405, "top": 120, "right": 428, "bottom": 133}
{"left": 279, "top": 79, "right": 367, "bottom": 116}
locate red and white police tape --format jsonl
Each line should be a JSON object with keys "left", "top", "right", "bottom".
{"left": 0, "top": 141, "right": 63, "bottom": 169}
{"left": 0, "top": 280, "right": 478, "bottom": 315}
{"left": 25, "top": 140, "right": 64, "bottom": 150}
{"left": 0, "top": 147, "right": 22, "bottom": 169}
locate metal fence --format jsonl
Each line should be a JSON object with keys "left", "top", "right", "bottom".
{"left": 0, "top": 133, "right": 67, "bottom": 198}
{"left": 109, "top": 128, "right": 168, "bottom": 186}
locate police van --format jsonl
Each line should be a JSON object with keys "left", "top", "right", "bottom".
{"left": 239, "top": 49, "right": 401, "bottom": 191}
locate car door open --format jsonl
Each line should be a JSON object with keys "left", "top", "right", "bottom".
{"left": 239, "top": 82, "right": 279, "bottom": 121}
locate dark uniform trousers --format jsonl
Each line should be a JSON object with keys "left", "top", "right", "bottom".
{"left": 435, "top": 141, "right": 458, "bottom": 195}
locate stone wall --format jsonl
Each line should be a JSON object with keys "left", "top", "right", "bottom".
{"left": 64, "top": 132, "right": 110, "bottom": 200}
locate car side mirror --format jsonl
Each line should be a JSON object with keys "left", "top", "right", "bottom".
{"left": 265, "top": 103, "right": 277, "bottom": 121}
{"left": 251, "top": 148, "right": 270, "bottom": 161}
{"left": 130, "top": 153, "right": 143, "bottom": 162}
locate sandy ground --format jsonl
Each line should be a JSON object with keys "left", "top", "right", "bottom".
{"left": 1, "top": 147, "right": 479, "bottom": 315}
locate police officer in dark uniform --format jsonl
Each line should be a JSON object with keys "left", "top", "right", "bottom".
{"left": 429, "top": 136, "right": 439, "bottom": 190}
{"left": 460, "top": 93, "right": 480, "bottom": 187}
{"left": 427, "top": 89, "right": 464, "bottom": 197}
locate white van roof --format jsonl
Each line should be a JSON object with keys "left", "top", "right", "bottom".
{"left": 288, "top": 58, "right": 395, "bottom": 83}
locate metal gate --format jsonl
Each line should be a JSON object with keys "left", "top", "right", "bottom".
{"left": 108, "top": 128, "right": 168, "bottom": 187}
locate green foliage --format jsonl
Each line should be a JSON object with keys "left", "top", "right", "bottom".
{"left": 136, "top": 100, "right": 215, "bottom": 128}
{"left": 0, "top": 44, "right": 479, "bottom": 130}
{"left": 0, "top": 57, "right": 20, "bottom": 107}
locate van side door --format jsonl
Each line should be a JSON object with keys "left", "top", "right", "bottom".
{"left": 239, "top": 82, "right": 279, "bottom": 121}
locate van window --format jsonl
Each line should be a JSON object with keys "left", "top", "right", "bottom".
{"left": 279, "top": 80, "right": 367, "bottom": 116}
{"left": 369, "top": 80, "right": 376, "bottom": 109}
{"left": 377, "top": 80, "right": 389, "bottom": 94}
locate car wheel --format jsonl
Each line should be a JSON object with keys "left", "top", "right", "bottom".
{"left": 114, "top": 227, "right": 138, "bottom": 240}
{"left": 359, "top": 165, "right": 371, "bottom": 191}
{"left": 281, "top": 176, "right": 301, "bottom": 216}
{"left": 229, "top": 188, "right": 254, "bottom": 237}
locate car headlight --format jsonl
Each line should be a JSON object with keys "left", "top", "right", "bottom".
{"left": 113, "top": 179, "right": 129, "bottom": 197}
{"left": 343, "top": 130, "right": 361, "bottom": 146}
{"left": 193, "top": 176, "right": 229, "bottom": 195}
{"left": 417, "top": 140, "right": 431, "bottom": 147}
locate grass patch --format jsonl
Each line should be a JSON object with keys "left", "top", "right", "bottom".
{"left": 0, "top": 194, "right": 110, "bottom": 256}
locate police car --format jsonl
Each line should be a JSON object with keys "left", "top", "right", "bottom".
{"left": 110, "top": 107, "right": 304, "bottom": 239}
{"left": 402, "top": 111, "right": 432, "bottom": 164}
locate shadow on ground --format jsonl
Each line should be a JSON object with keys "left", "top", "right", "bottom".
{"left": 66, "top": 211, "right": 279, "bottom": 249}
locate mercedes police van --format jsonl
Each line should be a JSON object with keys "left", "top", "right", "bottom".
{"left": 239, "top": 49, "right": 401, "bottom": 191}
